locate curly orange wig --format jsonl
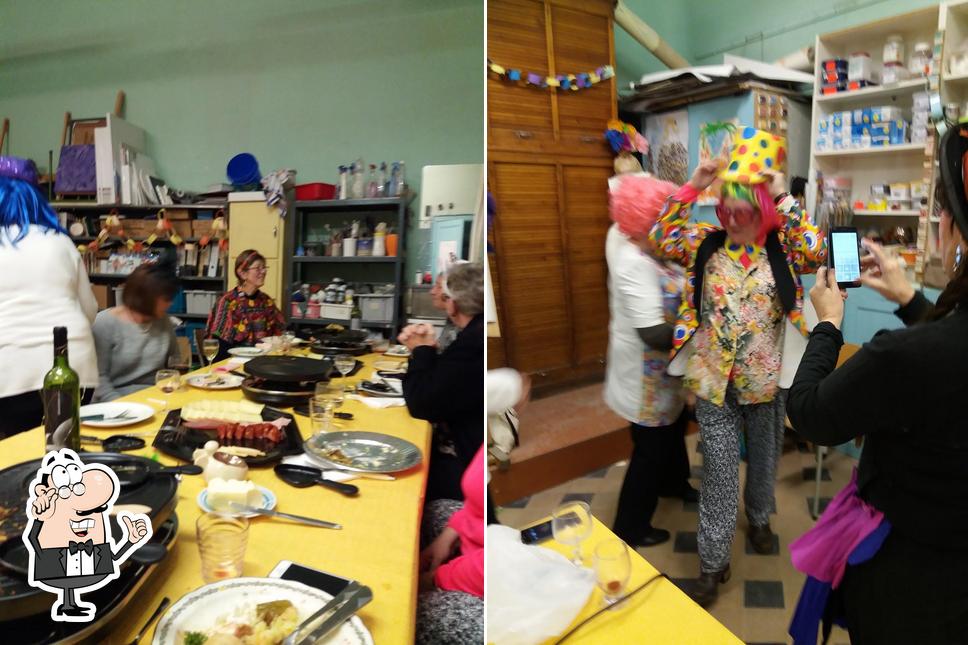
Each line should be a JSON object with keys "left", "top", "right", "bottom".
{"left": 609, "top": 174, "right": 679, "bottom": 237}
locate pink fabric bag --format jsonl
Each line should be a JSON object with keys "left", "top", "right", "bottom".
{"left": 789, "top": 468, "right": 884, "bottom": 588}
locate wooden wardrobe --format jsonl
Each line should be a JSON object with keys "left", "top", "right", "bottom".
{"left": 487, "top": 0, "right": 617, "bottom": 390}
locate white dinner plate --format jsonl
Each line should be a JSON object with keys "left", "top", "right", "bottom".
{"left": 185, "top": 373, "right": 245, "bottom": 390}
{"left": 383, "top": 345, "right": 411, "bottom": 358}
{"left": 79, "top": 402, "right": 156, "bottom": 428}
{"left": 196, "top": 485, "right": 277, "bottom": 518}
{"left": 227, "top": 346, "right": 265, "bottom": 358}
{"left": 152, "top": 577, "right": 373, "bottom": 645}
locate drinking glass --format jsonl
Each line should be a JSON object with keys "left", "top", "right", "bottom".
{"left": 309, "top": 396, "right": 336, "bottom": 434}
{"left": 552, "top": 501, "right": 593, "bottom": 565}
{"left": 594, "top": 539, "right": 631, "bottom": 607}
{"left": 314, "top": 382, "right": 344, "bottom": 409}
{"left": 202, "top": 339, "right": 220, "bottom": 372}
{"left": 196, "top": 513, "right": 248, "bottom": 583}
{"left": 281, "top": 331, "right": 297, "bottom": 355}
{"left": 334, "top": 353, "right": 356, "bottom": 392}
{"left": 154, "top": 369, "right": 180, "bottom": 411}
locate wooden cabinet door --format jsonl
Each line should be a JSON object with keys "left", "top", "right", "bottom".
{"left": 487, "top": 0, "right": 557, "bottom": 153}
{"left": 489, "top": 161, "right": 572, "bottom": 374}
{"left": 549, "top": 4, "right": 614, "bottom": 157}
{"left": 561, "top": 162, "right": 611, "bottom": 367}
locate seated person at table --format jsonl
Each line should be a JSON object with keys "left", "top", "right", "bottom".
{"left": 0, "top": 157, "right": 98, "bottom": 437}
{"left": 205, "top": 249, "right": 285, "bottom": 357}
{"left": 92, "top": 256, "right": 179, "bottom": 402}
{"left": 417, "top": 444, "right": 485, "bottom": 645}
{"left": 400, "top": 262, "right": 485, "bottom": 501}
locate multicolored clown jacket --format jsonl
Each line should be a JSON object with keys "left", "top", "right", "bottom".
{"left": 646, "top": 183, "right": 826, "bottom": 404}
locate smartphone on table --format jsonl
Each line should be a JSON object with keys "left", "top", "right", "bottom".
{"left": 828, "top": 226, "right": 862, "bottom": 288}
{"left": 268, "top": 559, "right": 351, "bottom": 596}
{"left": 519, "top": 512, "right": 579, "bottom": 545}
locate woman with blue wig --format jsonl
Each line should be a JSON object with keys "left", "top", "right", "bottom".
{"left": 0, "top": 157, "right": 98, "bottom": 437}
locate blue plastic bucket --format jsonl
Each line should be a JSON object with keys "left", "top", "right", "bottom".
{"left": 226, "top": 153, "right": 261, "bottom": 187}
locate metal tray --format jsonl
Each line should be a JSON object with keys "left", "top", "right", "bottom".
{"left": 304, "top": 431, "right": 422, "bottom": 474}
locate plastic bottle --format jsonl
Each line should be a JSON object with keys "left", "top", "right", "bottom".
{"left": 394, "top": 162, "right": 406, "bottom": 197}
{"left": 351, "top": 159, "right": 365, "bottom": 199}
{"left": 377, "top": 162, "right": 387, "bottom": 198}
{"left": 366, "top": 164, "right": 379, "bottom": 198}
{"left": 338, "top": 166, "right": 348, "bottom": 200}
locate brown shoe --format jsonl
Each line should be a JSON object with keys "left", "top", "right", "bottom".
{"left": 748, "top": 523, "right": 775, "bottom": 554}
{"left": 687, "top": 565, "right": 730, "bottom": 608}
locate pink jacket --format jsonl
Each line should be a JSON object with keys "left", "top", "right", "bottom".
{"left": 434, "top": 446, "right": 485, "bottom": 597}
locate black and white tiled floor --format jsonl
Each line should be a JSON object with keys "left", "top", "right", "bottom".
{"left": 496, "top": 433, "right": 856, "bottom": 644}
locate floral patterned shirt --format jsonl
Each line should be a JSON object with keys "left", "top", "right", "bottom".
{"left": 205, "top": 287, "right": 285, "bottom": 346}
{"left": 685, "top": 245, "right": 784, "bottom": 405}
{"left": 647, "top": 185, "right": 826, "bottom": 406}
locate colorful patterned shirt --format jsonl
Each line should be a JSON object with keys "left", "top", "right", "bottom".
{"left": 685, "top": 244, "right": 784, "bottom": 404}
{"left": 205, "top": 287, "right": 286, "bottom": 346}
{"left": 647, "top": 185, "right": 826, "bottom": 406}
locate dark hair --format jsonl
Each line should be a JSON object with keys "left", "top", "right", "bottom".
{"left": 929, "top": 179, "right": 968, "bottom": 320}
{"left": 122, "top": 255, "right": 178, "bottom": 317}
{"left": 235, "top": 249, "right": 265, "bottom": 284}
{"left": 790, "top": 176, "right": 808, "bottom": 199}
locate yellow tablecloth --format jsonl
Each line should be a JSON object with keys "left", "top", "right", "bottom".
{"left": 0, "top": 352, "right": 429, "bottom": 644}
{"left": 534, "top": 518, "right": 742, "bottom": 645}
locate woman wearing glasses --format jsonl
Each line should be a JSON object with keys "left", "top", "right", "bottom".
{"left": 205, "top": 249, "right": 285, "bottom": 356}
{"left": 647, "top": 127, "right": 826, "bottom": 606}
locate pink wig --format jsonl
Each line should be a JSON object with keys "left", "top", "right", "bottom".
{"left": 609, "top": 175, "right": 679, "bottom": 237}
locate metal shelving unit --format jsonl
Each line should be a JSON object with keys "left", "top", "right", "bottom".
{"left": 286, "top": 197, "right": 409, "bottom": 335}
{"left": 57, "top": 201, "right": 229, "bottom": 320}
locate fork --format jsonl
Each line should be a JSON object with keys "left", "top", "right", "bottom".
{"left": 81, "top": 410, "right": 136, "bottom": 422}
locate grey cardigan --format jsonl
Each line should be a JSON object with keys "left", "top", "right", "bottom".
{"left": 92, "top": 309, "right": 177, "bottom": 402}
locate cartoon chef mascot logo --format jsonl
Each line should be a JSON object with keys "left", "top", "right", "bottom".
{"left": 21, "top": 449, "right": 152, "bottom": 622}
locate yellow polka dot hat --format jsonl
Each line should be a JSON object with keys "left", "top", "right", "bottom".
{"left": 720, "top": 126, "right": 787, "bottom": 184}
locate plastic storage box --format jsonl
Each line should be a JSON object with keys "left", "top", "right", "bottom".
{"left": 320, "top": 303, "right": 352, "bottom": 320}
{"left": 359, "top": 294, "right": 394, "bottom": 323}
{"left": 295, "top": 183, "right": 337, "bottom": 201}
{"left": 185, "top": 290, "right": 220, "bottom": 315}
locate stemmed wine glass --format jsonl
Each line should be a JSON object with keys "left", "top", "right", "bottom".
{"left": 334, "top": 353, "right": 356, "bottom": 393}
{"left": 202, "top": 339, "right": 219, "bottom": 373}
{"left": 552, "top": 501, "right": 593, "bottom": 566}
{"left": 594, "top": 539, "right": 631, "bottom": 608}
{"left": 154, "top": 369, "right": 180, "bottom": 411}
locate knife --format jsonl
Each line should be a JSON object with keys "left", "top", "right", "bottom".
{"left": 284, "top": 581, "right": 373, "bottom": 645}
{"left": 227, "top": 503, "right": 341, "bottom": 529}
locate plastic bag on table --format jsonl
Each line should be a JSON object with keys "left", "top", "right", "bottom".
{"left": 486, "top": 525, "right": 596, "bottom": 645}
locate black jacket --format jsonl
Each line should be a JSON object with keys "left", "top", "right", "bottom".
{"left": 787, "top": 293, "right": 968, "bottom": 550}
{"left": 403, "top": 314, "right": 485, "bottom": 473}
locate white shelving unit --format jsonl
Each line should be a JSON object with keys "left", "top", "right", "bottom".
{"left": 808, "top": 6, "right": 940, "bottom": 286}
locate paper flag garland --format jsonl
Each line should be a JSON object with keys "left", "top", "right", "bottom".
{"left": 487, "top": 59, "right": 614, "bottom": 92}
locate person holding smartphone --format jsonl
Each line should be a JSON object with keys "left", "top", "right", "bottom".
{"left": 785, "top": 125, "right": 968, "bottom": 643}
{"left": 647, "top": 127, "right": 826, "bottom": 606}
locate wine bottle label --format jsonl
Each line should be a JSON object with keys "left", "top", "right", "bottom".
{"left": 44, "top": 390, "right": 77, "bottom": 451}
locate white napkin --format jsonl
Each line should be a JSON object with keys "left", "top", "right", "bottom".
{"left": 347, "top": 394, "right": 406, "bottom": 408}
{"left": 215, "top": 358, "right": 250, "bottom": 372}
{"left": 281, "top": 453, "right": 358, "bottom": 482}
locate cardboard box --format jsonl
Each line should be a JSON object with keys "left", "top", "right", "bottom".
{"left": 91, "top": 284, "right": 112, "bottom": 310}
{"left": 122, "top": 219, "right": 157, "bottom": 239}
{"left": 166, "top": 209, "right": 191, "bottom": 220}
{"left": 192, "top": 220, "right": 214, "bottom": 238}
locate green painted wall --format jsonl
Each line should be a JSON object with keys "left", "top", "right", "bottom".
{"left": 0, "top": 0, "right": 484, "bottom": 271}
{"left": 614, "top": 0, "right": 942, "bottom": 90}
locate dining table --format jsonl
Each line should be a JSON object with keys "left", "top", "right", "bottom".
{"left": 531, "top": 516, "right": 742, "bottom": 645}
{"left": 0, "top": 349, "right": 430, "bottom": 644}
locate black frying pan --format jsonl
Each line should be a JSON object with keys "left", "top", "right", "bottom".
{"left": 245, "top": 356, "right": 333, "bottom": 383}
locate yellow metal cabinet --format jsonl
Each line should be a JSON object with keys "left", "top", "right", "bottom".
{"left": 228, "top": 196, "right": 286, "bottom": 303}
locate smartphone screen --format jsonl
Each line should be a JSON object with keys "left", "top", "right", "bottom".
{"left": 270, "top": 561, "right": 351, "bottom": 596}
{"left": 520, "top": 520, "right": 554, "bottom": 545}
{"left": 829, "top": 227, "right": 861, "bottom": 286}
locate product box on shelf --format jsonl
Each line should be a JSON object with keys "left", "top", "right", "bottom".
{"left": 870, "top": 106, "right": 903, "bottom": 123}
{"left": 192, "top": 220, "right": 214, "bottom": 238}
{"left": 822, "top": 82, "right": 848, "bottom": 95}
{"left": 818, "top": 118, "right": 829, "bottom": 134}
{"left": 913, "top": 92, "right": 931, "bottom": 111}
{"left": 166, "top": 209, "right": 191, "bottom": 220}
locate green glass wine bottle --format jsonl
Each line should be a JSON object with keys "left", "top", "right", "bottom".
{"left": 43, "top": 326, "right": 80, "bottom": 452}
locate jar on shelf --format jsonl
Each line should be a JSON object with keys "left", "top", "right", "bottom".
{"left": 882, "top": 62, "right": 911, "bottom": 85}
{"left": 883, "top": 34, "right": 905, "bottom": 66}
{"left": 909, "top": 42, "right": 932, "bottom": 77}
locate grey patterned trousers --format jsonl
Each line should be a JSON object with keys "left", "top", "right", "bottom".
{"left": 417, "top": 499, "right": 484, "bottom": 645}
{"left": 695, "top": 387, "right": 784, "bottom": 573}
